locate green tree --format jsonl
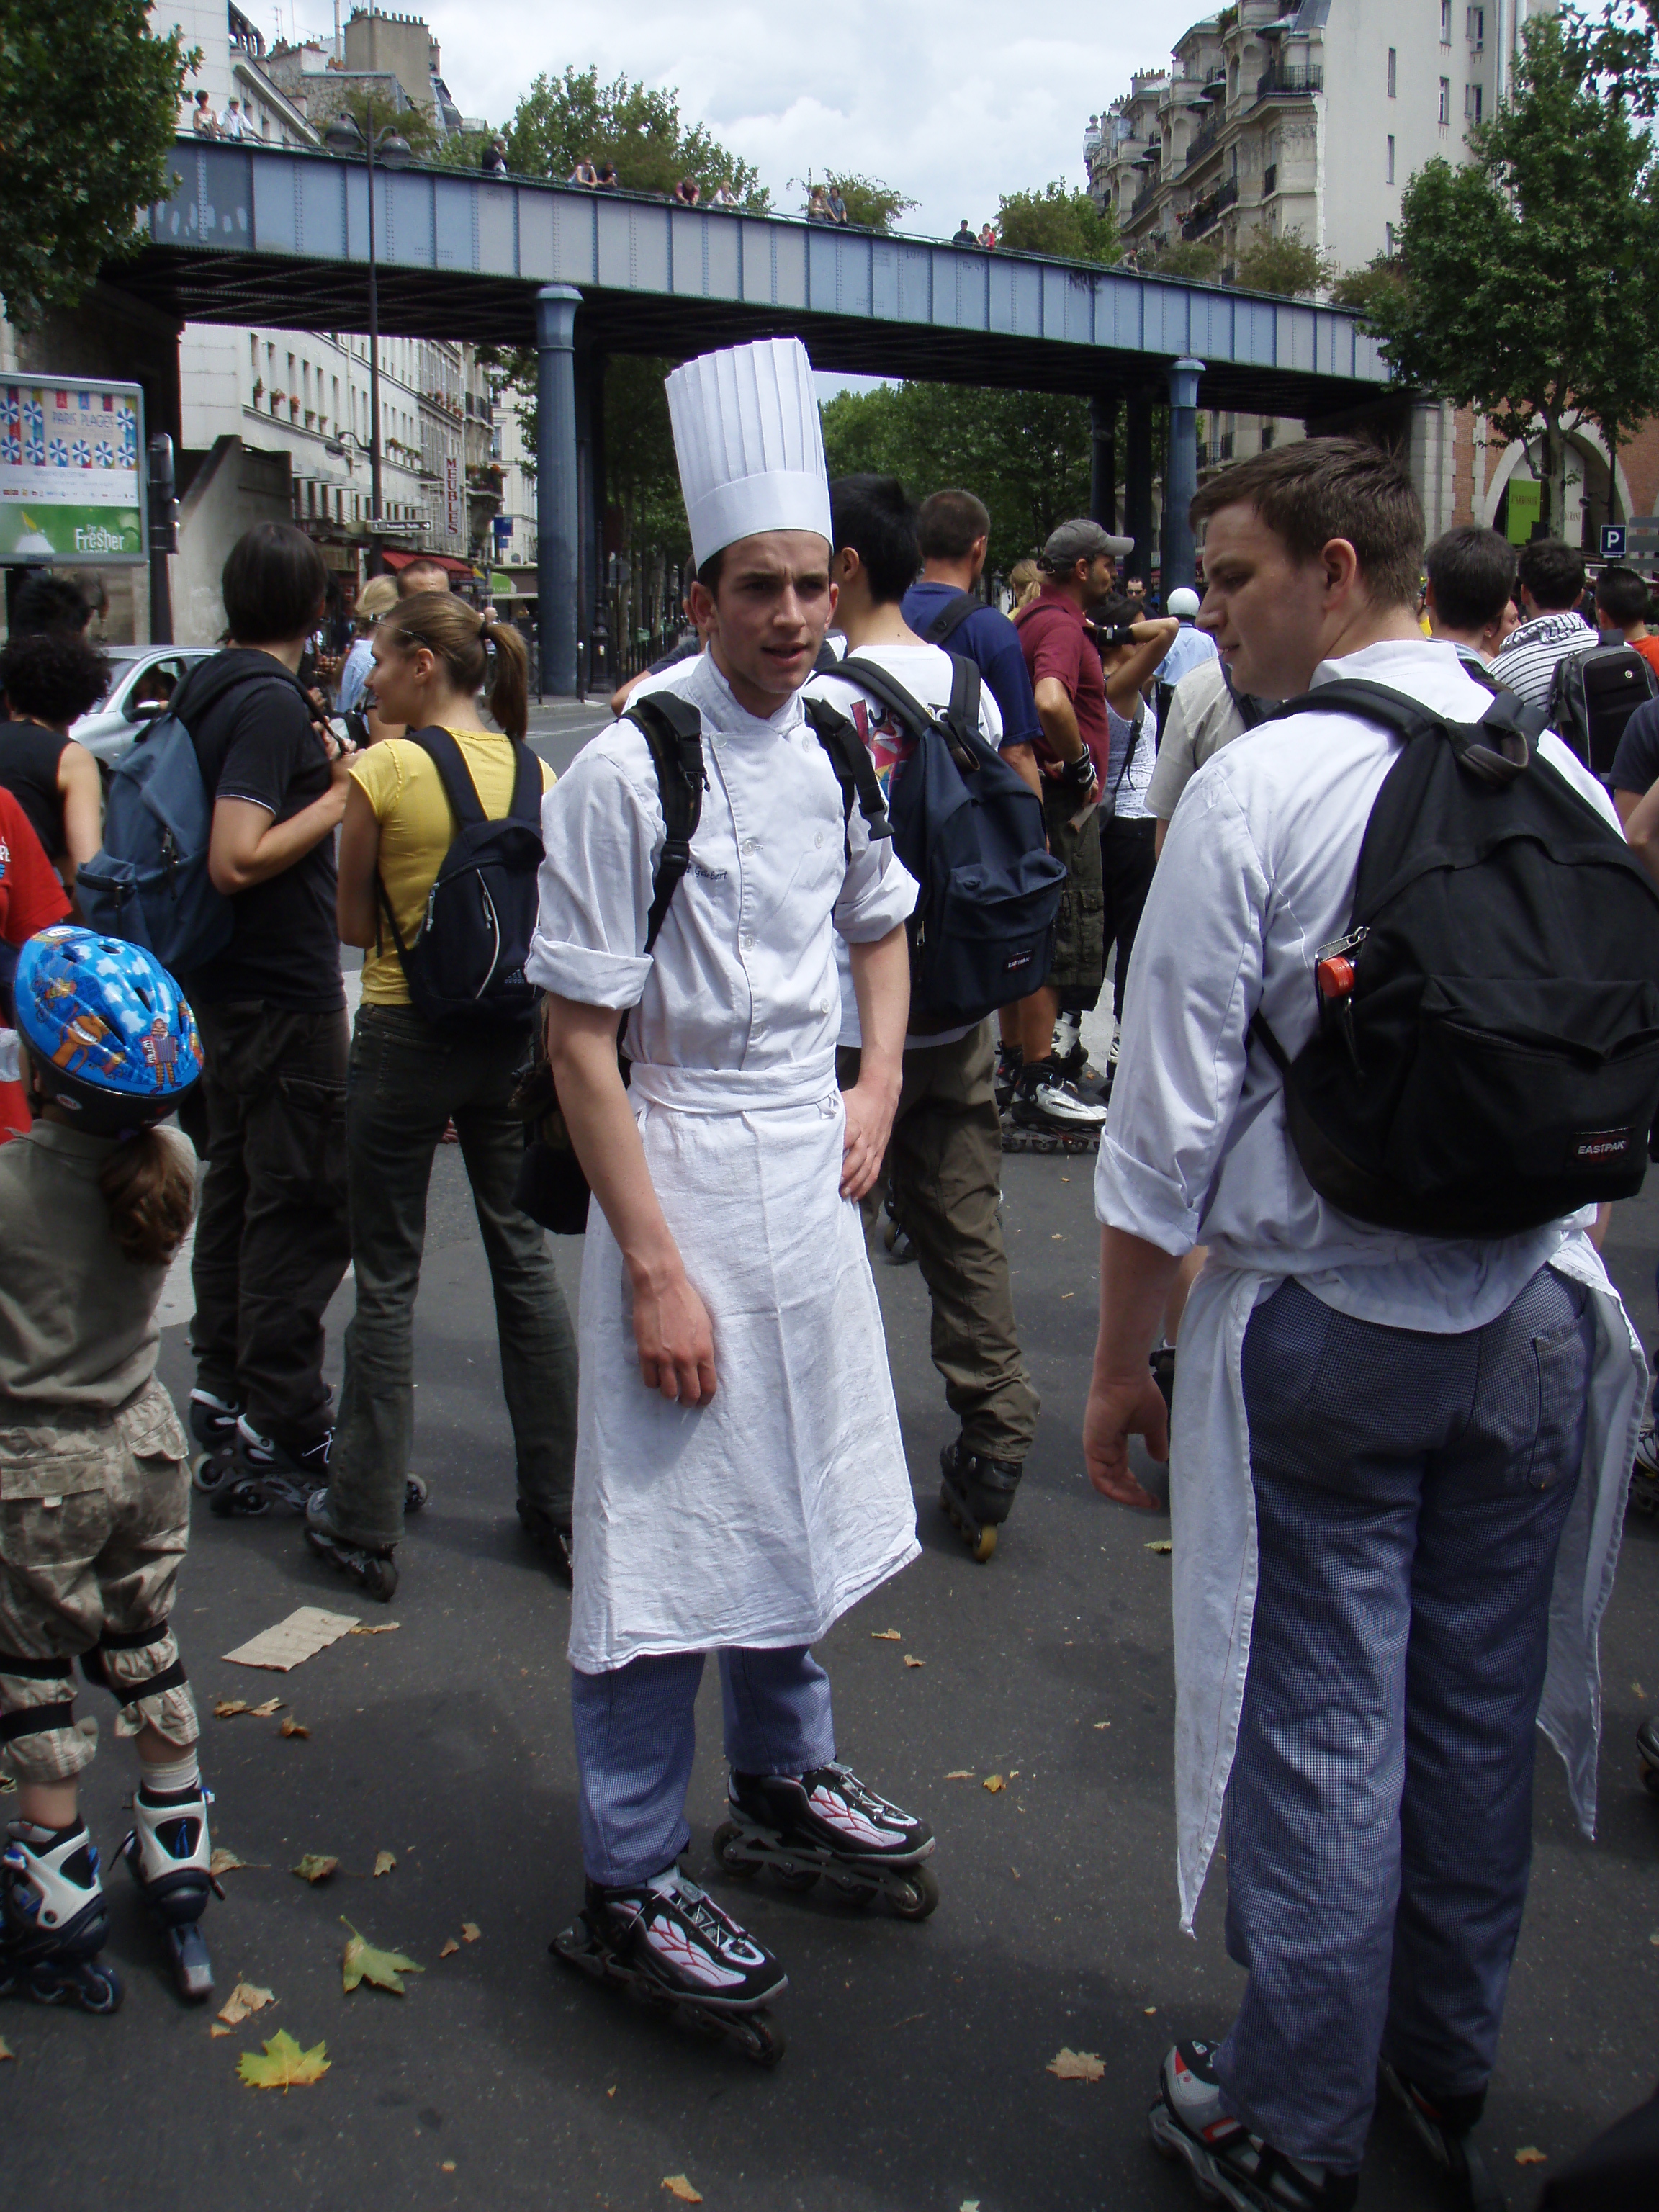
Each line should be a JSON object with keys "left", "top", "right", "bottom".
{"left": 0, "top": 0, "right": 194, "bottom": 330}
{"left": 820, "top": 382, "right": 1092, "bottom": 561}
{"left": 505, "top": 66, "right": 767, "bottom": 206}
{"left": 817, "top": 172, "right": 915, "bottom": 233}
{"left": 1366, "top": 14, "right": 1659, "bottom": 533}
{"left": 1232, "top": 227, "right": 1331, "bottom": 299}
{"left": 1328, "top": 255, "right": 1407, "bottom": 323}
{"left": 1149, "top": 238, "right": 1223, "bottom": 282}
{"left": 995, "top": 182, "right": 1119, "bottom": 264}
{"left": 333, "top": 84, "right": 440, "bottom": 158}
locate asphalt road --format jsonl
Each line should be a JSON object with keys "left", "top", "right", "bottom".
{"left": 4, "top": 1115, "right": 1658, "bottom": 2212}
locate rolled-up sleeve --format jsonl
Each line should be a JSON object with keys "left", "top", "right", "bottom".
{"left": 1094, "top": 768, "right": 1268, "bottom": 1252}
{"left": 833, "top": 802, "right": 918, "bottom": 946}
{"left": 526, "top": 745, "right": 660, "bottom": 1008}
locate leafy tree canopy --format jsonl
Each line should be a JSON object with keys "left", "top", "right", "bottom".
{"left": 334, "top": 83, "right": 439, "bottom": 156}
{"left": 0, "top": 0, "right": 194, "bottom": 330}
{"left": 995, "top": 182, "right": 1119, "bottom": 264}
{"left": 1365, "top": 13, "right": 1659, "bottom": 526}
{"left": 1328, "top": 256, "right": 1407, "bottom": 322}
{"left": 1231, "top": 227, "right": 1331, "bottom": 300}
{"left": 814, "top": 172, "right": 916, "bottom": 233}
{"left": 822, "top": 381, "right": 1092, "bottom": 562}
{"left": 1149, "top": 238, "right": 1223, "bottom": 282}
{"left": 505, "top": 66, "right": 767, "bottom": 206}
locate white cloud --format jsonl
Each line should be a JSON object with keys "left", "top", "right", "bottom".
{"left": 426, "top": 1, "right": 1205, "bottom": 240}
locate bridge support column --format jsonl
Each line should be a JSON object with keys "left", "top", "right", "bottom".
{"left": 536, "top": 284, "right": 582, "bottom": 698}
{"left": 1089, "top": 395, "right": 1117, "bottom": 533}
{"left": 1162, "top": 357, "right": 1205, "bottom": 596}
{"left": 1124, "top": 393, "right": 1154, "bottom": 587}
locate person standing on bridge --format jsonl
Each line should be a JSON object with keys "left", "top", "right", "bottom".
{"left": 529, "top": 336, "right": 935, "bottom": 2059}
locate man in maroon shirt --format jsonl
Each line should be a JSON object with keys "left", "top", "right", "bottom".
{"left": 1010, "top": 518, "right": 1131, "bottom": 1134}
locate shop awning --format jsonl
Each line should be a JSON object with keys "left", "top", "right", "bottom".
{"left": 378, "top": 549, "right": 474, "bottom": 578}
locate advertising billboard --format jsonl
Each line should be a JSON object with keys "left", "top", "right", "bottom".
{"left": 0, "top": 375, "right": 145, "bottom": 565}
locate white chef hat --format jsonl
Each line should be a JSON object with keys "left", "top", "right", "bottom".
{"left": 666, "top": 337, "right": 832, "bottom": 571}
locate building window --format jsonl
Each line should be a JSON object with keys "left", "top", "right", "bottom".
{"left": 1441, "top": 0, "right": 1452, "bottom": 42}
{"left": 1387, "top": 47, "right": 1397, "bottom": 98}
{"left": 1263, "top": 163, "right": 1277, "bottom": 195}
{"left": 1467, "top": 4, "right": 1485, "bottom": 45}
{"left": 1439, "top": 78, "right": 1451, "bottom": 124}
{"left": 1465, "top": 83, "right": 1483, "bottom": 123}
{"left": 1387, "top": 135, "right": 1395, "bottom": 184}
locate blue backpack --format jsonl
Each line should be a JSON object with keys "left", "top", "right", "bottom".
{"left": 77, "top": 657, "right": 312, "bottom": 973}
{"left": 834, "top": 654, "right": 1066, "bottom": 1025}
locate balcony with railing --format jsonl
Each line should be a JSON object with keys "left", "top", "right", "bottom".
{"left": 1130, "top": 173, "right": 1165, "bottom": 219}
{"left": 1182, "top": 175, "right": 1238, "bottom": 239}
{"left": 1256, "top": 64, "right": 1323, "bottom": 99}
{"left": 1185, "top": 108, "right": 1226, "bottom": 167}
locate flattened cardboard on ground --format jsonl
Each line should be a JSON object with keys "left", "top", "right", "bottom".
{"left": 222, "top": 1606, "right": 360, "bottom": 1672}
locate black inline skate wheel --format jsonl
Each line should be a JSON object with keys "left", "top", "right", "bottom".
{"left": 711, "top": 1821, "right": 761, "bottom": 1880}
{"left": 208, "top": 1479, "right": 271, "bottom": 1520}
{"left": 724, "top": 2008, "right": 786, "bottom": 2068}
{"left": 884, "top": 1863, "right": 941, "bottom": 1921}
{"left": 30, "top": 1958, "right": 125, "bottom": 2014}
{"left": 1641, "top": 1759, "right": 1659, "bottom": 1799}
{"left": 190, "top": 1449, "right": 236, "bottom": 1497}
{"left": 359, "top": 1554, "right": 399, "bottom": 1602}
{"left": 404, "top": 1475, "right": 429, "bottom": 1515}
{"left": 770, "top": 1863, "right": 821, "bottom": 1894}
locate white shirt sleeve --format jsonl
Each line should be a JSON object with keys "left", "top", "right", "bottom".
{"left": 1094, "top": 765, "right": 1270, "bottom": 1252}
{"left": 832, "top": 794, "right": 918, "bottom": 944}
{"left": 526, "top": 741, "right": 660, "bottom": 1008}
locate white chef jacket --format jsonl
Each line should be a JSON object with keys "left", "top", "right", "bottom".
{"left": 1094, "top": 635, "right": 1647, "bottom": 1928}
{"left": 527, "top": 649, "right": 922, "bottom": 1672}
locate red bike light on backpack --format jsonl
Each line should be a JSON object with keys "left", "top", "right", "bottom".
{"left": 1316, "top": 955, "right": 1356, "bottom": 1001}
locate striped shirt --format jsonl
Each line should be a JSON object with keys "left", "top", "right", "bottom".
{"left": 1493, "top": 609, "right": 1596, "bottom": 709}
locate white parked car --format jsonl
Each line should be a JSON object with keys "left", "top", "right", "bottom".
{"left": 70, "top": 646, "right": 214, "bottom": 773}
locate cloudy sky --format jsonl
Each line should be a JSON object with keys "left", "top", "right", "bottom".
{"left": 424, "top": 3, "right": 1205, "bottom": 242}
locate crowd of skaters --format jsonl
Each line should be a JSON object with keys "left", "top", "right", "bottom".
{"left": 0, "top": 336, "right": 1657, "bottom": 2206}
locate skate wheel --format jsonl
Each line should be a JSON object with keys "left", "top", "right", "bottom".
{"left": 209, "top": 1479, "right": 269, "bottom": 1519}
{"left": 1640, "top": 1760, "right": 1659, "bottom": 1799}
{"left": 711, "top": 1821, "right": 761, "bottom": 1880}
{"left": 771, "top": 1863, "right": 820, "bottom": 1894}
{"left": 404, "top": 1475, "right": 429, "bottom": 1515}
{"left": 361, "top": 1555, "right": 399, "bottom": 1602}
{"left": 884, "top": 1863, "right": 941, "bottom": 1922}
{"left": 725, "top": 2008, "right": 786, "bottom": 2068}
{"left": 823, "top": 1866, "right": 879, "bottom": 1909}
{"left": 190, "top": 1449, "right": 235, "bottom": 1496}
{"left": 970, "top": 1524, "right": 997, "bottom": 1564}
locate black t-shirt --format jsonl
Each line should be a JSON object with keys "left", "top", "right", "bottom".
{"left": 0, "top": 721, "right": 69, "bottom": 866}
{"left": 180, "top": 650, "right": 343, "bottom": 1011}
{"left": 1610, "top": 697, "right": 1659, "bottom": 800}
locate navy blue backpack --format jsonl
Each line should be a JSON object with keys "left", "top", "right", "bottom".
{"left": 835, "top": 654, "right": 1066, "bottom": 1025}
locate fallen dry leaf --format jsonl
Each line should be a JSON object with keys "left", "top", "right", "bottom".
{"left": 292, "top": 1854, "right": 338, "bottom": 1885}
{"left": 238, "top": 2029, "right": 329, "bottom": 2090}
{"left": 1515, "top": 2148, "right": 1547, "bottom": 2167}
{"left": 945, "top": 1770, "right": 975, "bottom": 1780}
{"left": 871, "top": 1629, "right": 901, "bottom": 1641}
{"left": 279, "top": 1718, "right": 310, "bottom": 1740}
{"left": 215, "top": 1700, "right": 249, "bottom": 1719}
{"left": 249, "top": 1697, "right": 284, "bottom": 1719}
{"left": 903, "top": 1655, "right": 925, "bottom": 1668}
{"left": 983, "top": 1775, "right": 1006, "bottom": 1794}
{"left": 349, "top": 1621, "right": 400, "bottom": 1635}
{"left": 217, "top": 1980, "right": 275, "bottom": 2027}
{"left": 461, "top": 1922, "right": 480, "bottom": 1944}
{"left": 1047, "top": 2047, "right": 1105, "bottom": 2082}
{"left": 440, "top": 2163, "right": 456, "bottom": 2175}
{"left": 210, "top": 2023, "right": 233, "bottom": 2038}
{"left": 373, "top": 1851, "right": 396, "bottom": 1879}
{"left": 1144, "top": 1540, "right": 1173, "bottom": 1555}
{"left": 662, "top": 2180, "right": 703, "bottom": 2205}
{"left": 0, "top": 2036, "right": 12, "bottom": 2062}
{"left": 439, "top": 1938, "right": 459, "bottom": 1959}
{"left": 1093, "top": 1721, "right": 1111, "bottom": 1730}
{"left": 210, "top": 1848, "right": 248, "bottom": 1876}
{"left": 341, "top": 1920, "right": 424, "bottom": 1996}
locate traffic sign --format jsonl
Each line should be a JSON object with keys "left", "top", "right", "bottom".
{"left": 1603, "top": 523, "right": 1627, "bottom": 558}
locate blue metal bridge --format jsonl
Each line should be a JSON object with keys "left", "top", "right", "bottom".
{"left": 113, "top": 140, "right": 1398, "bottom": 690}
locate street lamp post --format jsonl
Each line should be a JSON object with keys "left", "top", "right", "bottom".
{"left": 324, "top": 99, "right": 411, "bottom": 529}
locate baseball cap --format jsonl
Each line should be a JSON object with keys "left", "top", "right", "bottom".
{"left": 1167, "top": 586, "right": 1202, "bottom": 618}
{"left": 1039, "top": 518, "right": 1136, "bottom": 572}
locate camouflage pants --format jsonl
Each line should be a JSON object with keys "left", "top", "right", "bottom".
{"left": 0, "top": 1380, "right": 199, "bottom": 1785}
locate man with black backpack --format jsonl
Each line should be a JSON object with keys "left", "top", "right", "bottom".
{"left": 1495, "top": 536, "right": 1597, "bottom": 709}
{"left": 813, "top": 473, "right": 1044, "bottom": 1562}
{"left": 1083, "top": 440, "right": 1651, "bottom": 2212}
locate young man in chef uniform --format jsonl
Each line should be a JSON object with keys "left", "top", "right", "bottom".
{"left": 529, "top": 337, "right": 936, "bottom": 2042}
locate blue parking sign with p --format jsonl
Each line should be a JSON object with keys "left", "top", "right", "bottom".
{"left": 1603, "top": 523, "right": 1627, "bottom": 558}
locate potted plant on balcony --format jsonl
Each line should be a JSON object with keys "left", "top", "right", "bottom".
{"left": 252, "top": 377, "right": 266, "bottom": 404}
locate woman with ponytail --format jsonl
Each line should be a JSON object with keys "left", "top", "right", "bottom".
{"left": 1, "top": 927, "right": 221, "bottom": 2010}
{"left": 308, "top": 592, "right": 578, "bottom": 1596}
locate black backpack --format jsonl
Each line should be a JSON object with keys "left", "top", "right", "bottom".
{"left": 834, "top": 653, "right": 1066, "bottom": 1025}
{"left": 1547, "top": 642, "right": 1657, "bottom": 778}
{"left": 1249, "top": 679, "right": 1659, "bottom": 1237}
{"left": 376, "top": 727, "right": 544, "bottom": 1027}
{"left": 920, "top": 590, "right": 980, "bottom": 648}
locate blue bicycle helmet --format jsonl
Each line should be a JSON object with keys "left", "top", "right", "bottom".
{"left": 13, "top": 926, "right": 202, "bottom": 1136}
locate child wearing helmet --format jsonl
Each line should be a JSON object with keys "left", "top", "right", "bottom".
{"left": 0, "top": 926, "right": 217, "bottom": 2013}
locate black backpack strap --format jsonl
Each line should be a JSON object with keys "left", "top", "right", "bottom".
{"left": 836, "top": 652, "right": 983, "bottom": 775}
{"left": 943, "top": 650, "right": 984, "bottom": 753}
{"left": 626, "top": 692, "right": 706, "bottom": 955}
{"left": 922, "top": 590, "right": 979, "bottom": 647}
{"left": 802, "top": 696, "right": 893, "bottom": 855}
{"left": 1266, "top": 678, "right": 1545, "bottom": 789}
{"left": 396, "top": 725, "right": 490, "bottom": 827}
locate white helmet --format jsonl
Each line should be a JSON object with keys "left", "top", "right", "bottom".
{"left": 1167, "top": 586, "right": 1202, "bottom": 619}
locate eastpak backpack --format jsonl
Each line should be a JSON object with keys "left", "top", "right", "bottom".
{"left": 832, "top": 653, "right": 1066, "bottom": 1025}
{"left": 1250, "top": 679, "right": 1659, "bottom": 1237}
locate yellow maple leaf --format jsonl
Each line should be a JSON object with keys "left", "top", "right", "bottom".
{"left": 209, "top": 1847, "right": 247, "bottom": 1876}
{"left": 1047, "top": 2046, "right": 1105, "bottom": 2082}
{"left": 238, "top": 2029, "right": 330, "bottom": 2090}
{"left": 341, "top": 1920, "right": 424, "bottom": 1995}
{"left": 373, "top": 1851, "right": 396, "bottom": 1879}
{"left": 291, "top": 1853, "right": 338, "bottom": 1884}
{"left": 662, "top": 2180, "right": 703, "bottom": 2204}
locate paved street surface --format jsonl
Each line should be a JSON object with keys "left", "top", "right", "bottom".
{"left": 5, "top": 1112, "right": 1657, "bottom": 2212}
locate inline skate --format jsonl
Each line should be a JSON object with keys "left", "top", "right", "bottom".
{"left": 1639, "top": 1714, "right": 1659, "bottom": 1799}
{"left": 516, "top": 1498, "right": 574, "bottom": 1586}
{"left": 0, "top": 1820, "right": 123, "bottom": 2014}
{"left": 712, "top": 1761, "right": 938, "bottom": 1919}
{"left": 302, "top": 1489, "right": 403, "bottom": 1601}
{"left": 1378, "top": 2062, "right": 1506, "bottom": 2212}
{"left": 187, "top": 1388, "right": 241, "bottom": 1501}
{"left": 1631, "top": 1424, "right": 1659, "bottom": 1516}
{"left": 938, "top": 1436, "right": 1022, "bottom": 1563}
{"left": 552, "top": 1863, "right": 786, "bottom": 2066}
{"left": 120, "top": 1778, "right": 217, "bottom": 2001}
